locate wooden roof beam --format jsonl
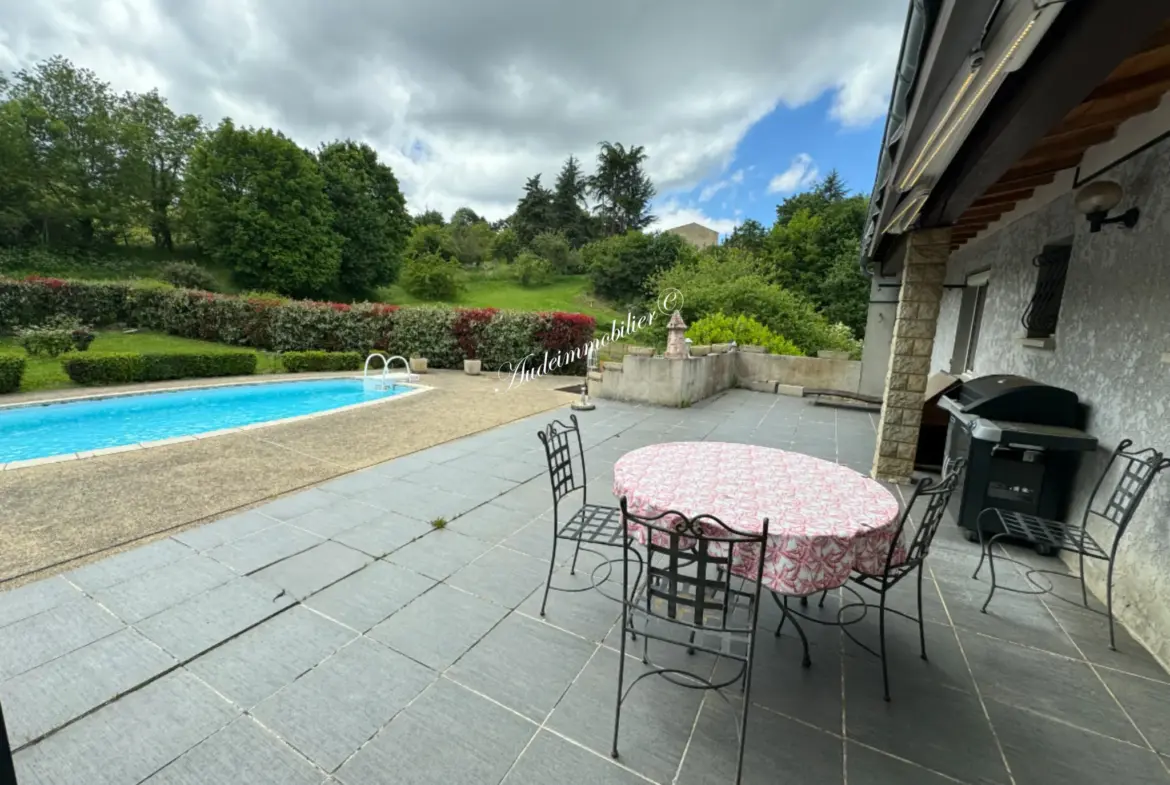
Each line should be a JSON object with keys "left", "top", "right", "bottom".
{"left": 969, "top": 187, "right": 1037, "bottom": 208}
{"left": 984, "top": 172, "right": 1057, "bottom": 194}
{"left": 1083, "top": 63, "right": 1170, "bottom": 103}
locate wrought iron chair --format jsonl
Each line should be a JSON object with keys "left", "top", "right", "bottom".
{"left": 536, "top": 414, "right": 642, "bottom": 616}
{"left": 973, "top": 440, "right": 1169, "bottom": 649}
{"left": 774, "top": 459, "right": 964, "bottom": 702}
{"left": 613, "top": 500, "right": 768, "bottom": 785}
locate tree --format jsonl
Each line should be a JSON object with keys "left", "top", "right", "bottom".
{"left": 450, "top": 221, "right": 494, "bottom": 267}
{"left": 511, "top": 174, "right": 553, "bottom": 245}
{"left": 489, "top": 227, "right": 521, "bottom": 263}
{"left": 121, "top": 89, "right": 202, "bottom": 250}
{"left": 405, "top": 223, "right": 455, "bottom": 261}
{"left": 0, "top": 79, "right": 38, "bottom": 243}
{"left": 550, "top": 155, "right": 592, "bottom": 248}
{"left": 529, "top": 230, "right": 577, "bottom": 274}
{"left": 449, "top": 206, "right": 483, "bottom": 229}
{"left": 413, "top": 209, "right": 445, "bottom": 227}
{"left": 725, "top": 219, "right": 767, "bottom": 254}
{"left": 182, "top": 119, "right": 340, "bottom": 297}
{"left": 588, "top": 142, "right": 656, "bottom": 236}
{"left": 583, "top": 231, "right": 690, "bottom": 302}
{"left": 317, "top": 140, "right": 411, "bottom": 295}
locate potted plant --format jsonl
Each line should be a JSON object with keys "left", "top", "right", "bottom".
{"left": 463, "top": 343, "right": 482, "bottom": 376}
{"left": 454, "top": 308, "right": 495, "bottom": 376}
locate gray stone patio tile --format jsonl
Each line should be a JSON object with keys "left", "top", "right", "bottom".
{"left": 1, "top": 628, "right": 176, "bottom": 747}
{"left": 336, "top": 679, "right": 534, "bottom": 785}
{"left": 845, "top": 659, "right": 1008, "bottom": 784}
{"left": 447, "top": 502, "right": 537, "bottom": 543}
{"left": 187, "top": 607, "right": 357, "bottom": 708}
{"left": 251, "top": 638, "right": 435, "bottom": 772}
{"left": 936, "top": 576, "right": 1080, "bottom": 657}
{"left": 143, "top": 716, "right": 325, "bottom": 785}
{"left": 384, "top": 530, "right": 492, "bottom": 581}
{"left": 960, "top": 631, "right": 1143, "bottom": 744}
{"left": 987, "top": 700, "right": 1167, "bottom": 785}
{"left": 446, "top": 546, "right": 548, "bottom": 609}
{"left": 500, "top": 519, "right": 558, "bottom": 562}
{"left": 399, "top": 465, "right": 518, "bottom": 498}
{"left": 0, "top": 577, "right": 82, "bottom": 630}
{"left": 515, "top": 558, "right": 622, "bottom": 643}
{"left": 318, "top": 468, "right": 391, "bottom": 498}
{"left": 446, "top": 613, "right": 595, "bottom": 721}
{"left": 0, "top": 598, "right": 123, "bottom": 681}
{"left": 94, "top": 555, "right": 238, "bottom": 624}
{"left": 305, "top": 561, "right": 435, "bottom": 632}
{"left": 676, "top": 696, "right": 843, "bottom": 785}
{"left": 256, "top": 488, "right": 340, "bottom": 521}
{"left": 442, "top": 454, "right": 545, "bottom": 483}
{"left": 548, "top": 646, "right": 706, "bottom": 784}
{"left": 173, "top": 510, "right": 277, "bottom": 552}
{"left": 1047, "top": 603, "right": 1170, "bottom": 682}
{"left": 66, "top": 539, "right": 192, "bottom": 593}
{"left": 368, "top": 584, "right": 507, "bottom": 670}
{"left": 502, "top": 730, "right": 647, "bottom": 785}
{"left": 1098, "top": 668, "right": 1170, "bottom": 755}
{"left": 252, "top": 542, "right": 372, "bottom": 600}
{"left": 349, "top": 480, "right": 481, "bottom": 523}
{"left": 331, "top": 512, "right": 433, "bottom": 557}
{"left": 13, "top": 670, "right": 236, "bottom": 785}
{"left": 134, "top": 578, "right": 294, "bottom": 661}
{"left": 846, "top": 743, "right": 958, "bottom": 785}
{"left": 207, "top": 524, "right": 324, "bottom": 575}
{"left": 491, "top": 482, "right": 554, "bottom": 516}
{"left": 285, "top": 499, "right": 387, "bottom": 539}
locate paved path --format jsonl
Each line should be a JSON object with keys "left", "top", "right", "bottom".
{"left": 1, "top": 391, "right": 1168, "bottom": 785}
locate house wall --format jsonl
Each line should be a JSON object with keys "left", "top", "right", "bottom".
{"left": 932, "top": 139, "right": 1170, "bottom": 666}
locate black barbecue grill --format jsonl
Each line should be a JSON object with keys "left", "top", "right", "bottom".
{"left": 938, "top": 374, "right": 1098, "bottom": 552}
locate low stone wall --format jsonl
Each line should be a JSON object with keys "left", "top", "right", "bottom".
{"left": 589, "top": 349, "right": 861, "bottom": 408}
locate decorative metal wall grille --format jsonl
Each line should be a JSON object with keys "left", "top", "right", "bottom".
{"left": 1021, "top": 245, "right": 1071, "bottom": 339}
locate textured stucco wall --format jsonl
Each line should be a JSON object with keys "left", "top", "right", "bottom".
{"left": 932, "top": 141, "right": 1170, "bottom": 666}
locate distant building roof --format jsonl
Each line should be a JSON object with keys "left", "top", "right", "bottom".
{"left": 663, "top": 222, "right": 719, "bottom": 248}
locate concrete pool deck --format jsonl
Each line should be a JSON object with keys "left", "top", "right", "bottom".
{"left": 0, "top": 370, "right": 581, "bottom": 587}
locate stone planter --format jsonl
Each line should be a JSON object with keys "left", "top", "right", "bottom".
{"left": 817, "top": 350, "right": 851, "bottom": 360}
{"left": 741, "top": 345, "right": 768, "bottom": 354}
{"left": 409, "top": 357, "right": 428, "bottom": 373}
{"left": 711, "top": 343, "right": 733, "bottom": 354}
{"left": 689, "top": 345, "right": 711, "bottom": 357}
{"left": 627, "top": 346, "right": 655, "bottom": 357}
{"left": 463, "top": 359, "right": 481, "bottom": 375}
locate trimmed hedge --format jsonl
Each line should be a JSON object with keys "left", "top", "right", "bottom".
{"left": 281, "top": 351, "right": 364, "bottom": 373}
{"left": 0, "top": 355, "right": 25, "bottom": 394}
{"left": 0, "top": 277, "right": 596, "bottom": 374}
{"left": 61, "top": 351, "right": 259, "bottom": 386}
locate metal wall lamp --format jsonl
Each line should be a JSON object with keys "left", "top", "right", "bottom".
{"left": 1074, "top": 180, "right": 1140, "bottom": 233}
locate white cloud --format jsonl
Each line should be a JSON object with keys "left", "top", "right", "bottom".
{"left": 767, "top": 153, "right": 819, "bottom": 194}
{"left": 0, "top": 0, "right": 905, "bottom": 220}
{"left": 650, "top": 200, "right": 738, "bottom": 235}
{"left": 697, "top": 168, "right": 745, "bottom": 202}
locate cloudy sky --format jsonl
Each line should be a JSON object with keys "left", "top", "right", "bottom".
{"left": 0, "top": 0, "right": 906, "bottom": 233}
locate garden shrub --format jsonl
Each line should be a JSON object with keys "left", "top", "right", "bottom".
{"left": 514, "top": 251, "right": 553, "bottom": 287}
{"left": 62, "top": 351, "right": 258, "bottom": 385}
{"left": 1, "top": 276, "right": 594, "bottom": 375}
{"left": 686, "top": 313, "right": 803, "bottom": 356}
{"left": 17, "top": 325, "right": 76, "bottom": 357}
{"left": 535, "top": 311, "right": 597, "bottom": 375}
{"left": 280, "top": 351, "right": 364, "bottom": 372}
{"left": 585, "top": 231, "right": 692, "bottom": 302}
{"left": 528, "top": 232, "right": 580, "bottom": 274}
{"left": 0, "top": 355, "right": 25, "bottom": 393}
{"left": 452, "top": 308, "right": 497, "bottom": 361}
{"left": 159, "top": 261, "right": 220, "bottom": 292}
{"left": 401, "top": 253, "right": 461, "bottom": 300}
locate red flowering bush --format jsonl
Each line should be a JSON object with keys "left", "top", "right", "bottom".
{"left": 452, "top": 308, "right": 497, "bottom": 360}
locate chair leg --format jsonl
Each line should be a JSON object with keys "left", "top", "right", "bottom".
{"left": 734, "top": 650, "right": 756, "bottom": 785}
{"left": 774, "top": 595, "right": 789, "bottom": 637}
{"left": 539, "top": 535, "right": 559, "bottom": 617}
{"left": 972, "top": 525, "right": 988, "bottom": 580}
{"left": 1078, "top": 549, "right": 1089, "bottom": 608}
{"left": 628, "top": 544, "right": 644, "bottom": 642}
{"left": 1107, "top": 557, "right": 1118, "bottom": 651}
{"left": 612, "top": 601, "right": 628, "bottom": 759}
{"left": 980, "top": 535, "right": 1004, "bottom": 613}
{"left": 916, "top": 565, "right": 927, "bottom": 661}
{"left": 570, "top": 537, "right": 584, "bottom": 575}
{"left": 818, "top": 590, "right": 827, "bottom": 609}
{"left": 879, "top": 590, "right": 891, "bottom": 702}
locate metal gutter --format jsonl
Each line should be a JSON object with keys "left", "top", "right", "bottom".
{"left": 859, "top": 0, "right": 936, "bottom": 275}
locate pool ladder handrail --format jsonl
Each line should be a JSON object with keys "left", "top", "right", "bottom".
{"left": 363, "top": 353, "right": 418, "bottom": 389}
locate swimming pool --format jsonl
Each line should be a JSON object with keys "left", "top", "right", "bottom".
{"left": 0, "top": 378, "right": 417, "bottom": 465}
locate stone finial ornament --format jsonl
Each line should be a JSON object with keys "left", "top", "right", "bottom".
{"left": 665, "top": 311, "right": 689, "bottom": 359}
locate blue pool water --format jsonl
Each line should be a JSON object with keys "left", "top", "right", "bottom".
{"left": 0, "top": 379, "right": 411, "bottom": 463}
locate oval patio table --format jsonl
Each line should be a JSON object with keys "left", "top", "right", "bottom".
{"left": 612, "top": 442, "right": 902, "bottom": 597}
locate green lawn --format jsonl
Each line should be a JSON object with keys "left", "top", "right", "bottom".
{"left": 378, "top": 273, "right": 627, "bottom": 326}
{"left": 0, "top": 331, "right": 282, "bottom": 394}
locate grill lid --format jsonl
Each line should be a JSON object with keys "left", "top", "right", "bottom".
{"left": 942, "top": 374, "right": 1083, "bottom": 427}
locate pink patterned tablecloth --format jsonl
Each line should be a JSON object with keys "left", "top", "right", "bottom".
{"left": 613, "top": 442, "right": 902, "bottom": 596}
